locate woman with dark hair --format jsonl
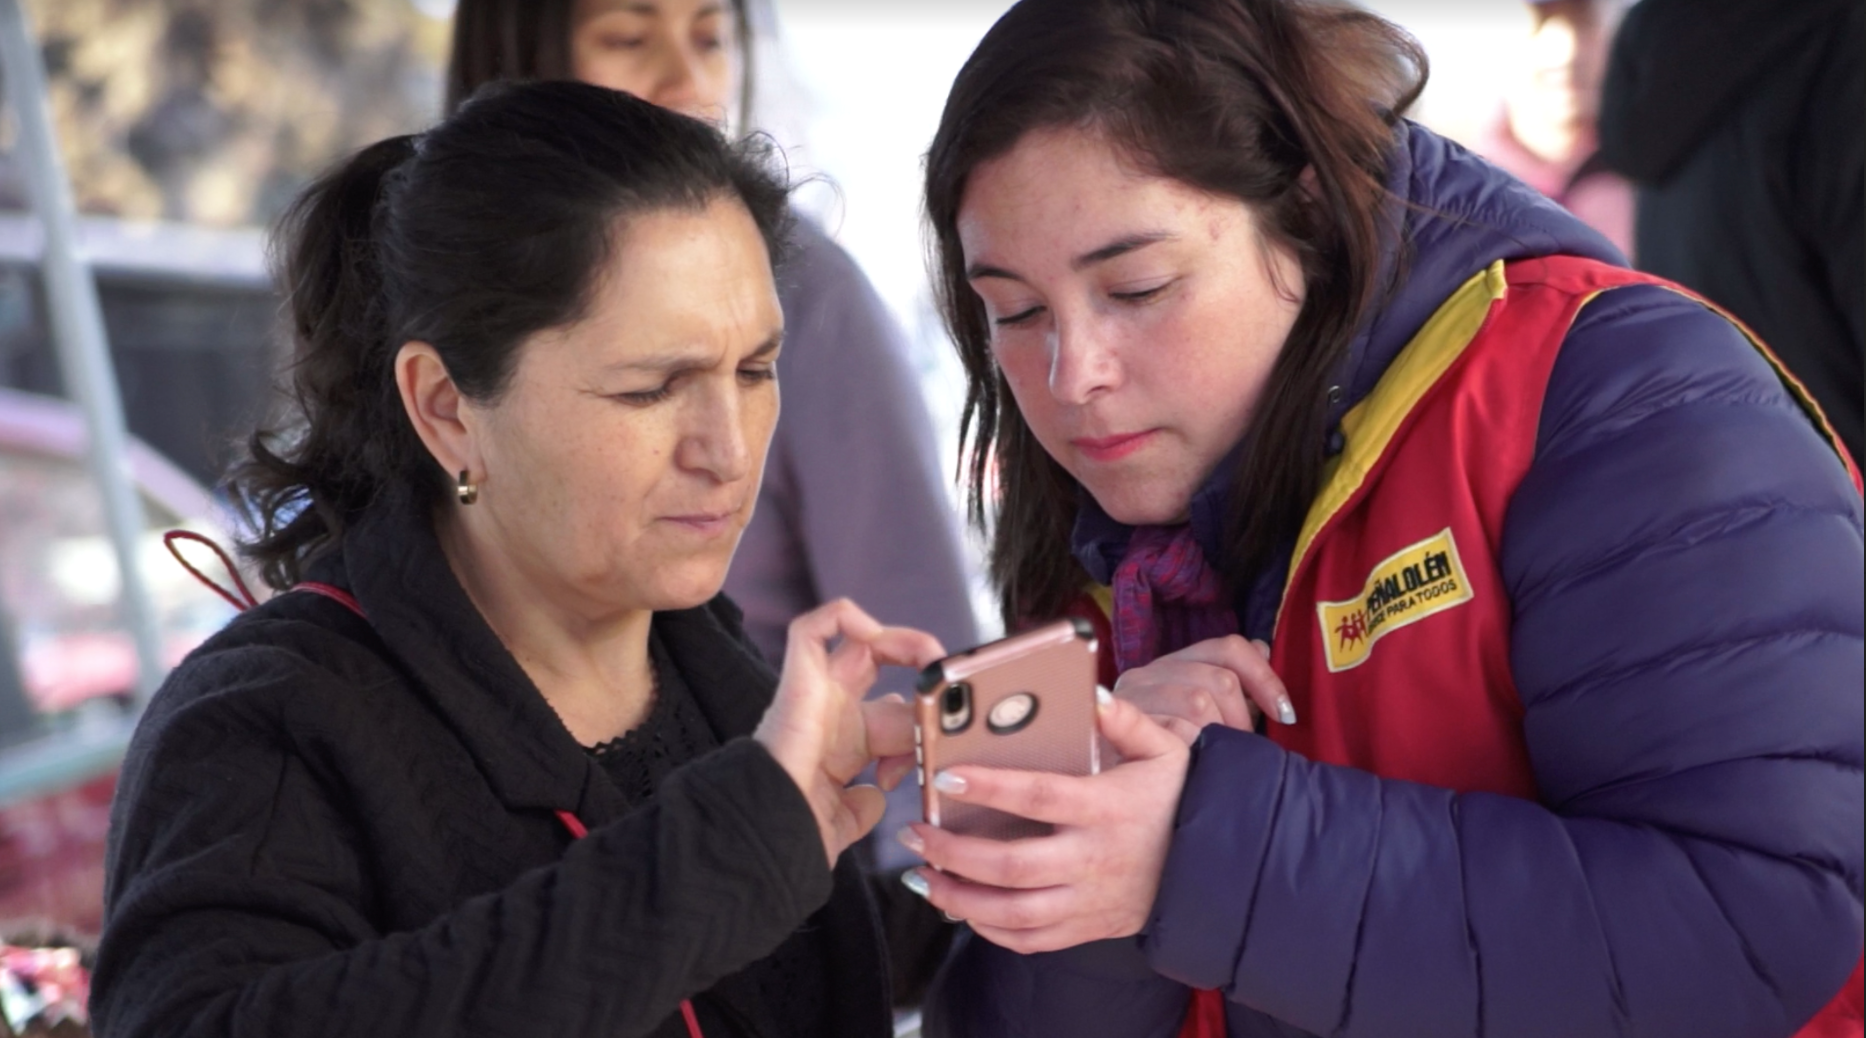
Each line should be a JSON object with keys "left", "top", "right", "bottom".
{"left": 444, "top": 0, "right": 980, "bottom": 701}
{"left": 91, "top": 80, "right": 931, "bottom": 1038}
{"left": 897, "top": 1, "right": 1866, "bottom": 1036}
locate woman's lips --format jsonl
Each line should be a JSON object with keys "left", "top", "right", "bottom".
{"left": 1071, "top": 429, "right": 1157, "bottom": 463}
{"left": 662, "top": 512, "right": 735, "bottom": 536}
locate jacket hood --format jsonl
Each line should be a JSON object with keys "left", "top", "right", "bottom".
{"left": 1598, "top": 0, "right": 1853, "bottom": 184}
{"left": 1074, "top": 120, "right": 1624, "bottom": 585}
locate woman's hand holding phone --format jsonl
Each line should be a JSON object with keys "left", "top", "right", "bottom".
{"left": 754, "top": 598, "right": 944, "bottom": 868}
{"left": 1112, "top": 634, "right": 1293, "bottom": 746}
{"left": 897, "top": 633, "right": 1292, "bottom": 951}
{"left": 900, "top": 692, "right": 1189, "bottom": 953}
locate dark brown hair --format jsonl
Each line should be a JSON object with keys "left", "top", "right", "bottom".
{"left": 925, "top": 0, "right": 1424, "bottom": 625}
{"left": 445, "top": 0, "right": 753, "bottom": 116}
{"left": 230, "top": 80, "right": 792, "bottom": 590}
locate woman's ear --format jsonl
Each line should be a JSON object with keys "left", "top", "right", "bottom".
{"left": 1258, "top": 165, "right": 1319, "bottom": 307}
{"left": 395, "top": 341, "right": 481, "bottom": 480}
{"left": 1298, "top": 164, "right": 1322, "bottom": 202}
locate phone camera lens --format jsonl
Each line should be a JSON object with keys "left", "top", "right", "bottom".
{"left": 940, "top": 683, "right": 972, "bottom": 733}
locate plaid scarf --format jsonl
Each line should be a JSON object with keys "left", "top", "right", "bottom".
{"left": 1110, "top": 523, "right": 1238, "bottom": 674}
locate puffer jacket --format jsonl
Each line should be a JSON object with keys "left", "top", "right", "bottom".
{"left": 925, "top": 121, "right": 1865, "bottom": 1038}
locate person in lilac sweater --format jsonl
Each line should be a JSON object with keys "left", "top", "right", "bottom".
{"left": 895, "top": 0, "right": 1866, "bottom": 1035}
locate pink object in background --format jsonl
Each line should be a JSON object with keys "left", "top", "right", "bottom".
{"left": 0, "top": 773, "right": 113, "bottom": 935}
{"left": 1477, "top": 114, "right": 1634, "bottom": 260}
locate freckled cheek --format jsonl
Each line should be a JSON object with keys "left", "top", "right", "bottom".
{"left": 992, "top": 342, "right": 1052, "bottom": 402}
{"left": 993, "top": 349, "right": 1072, "bottom": 446}
{"left": 747, "top": 394, "right": 780, "bottom": 459}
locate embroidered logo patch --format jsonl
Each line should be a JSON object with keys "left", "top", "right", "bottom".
{"left": 1317, "top": 528, "right": 1473, "bottom": 672}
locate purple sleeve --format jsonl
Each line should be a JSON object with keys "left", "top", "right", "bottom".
{"left": 923, "top": 932, "right": 1192, "bottom": 1038}
{"left": 723, "top": 220, "right": 978, "bottom": 693}
{"left": 1139, "top": 285, "right": 1864, "bottom": 1036}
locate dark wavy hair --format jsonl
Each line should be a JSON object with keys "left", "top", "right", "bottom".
{"left": 444, "top": 0, "right": 753, "bottom": 116}
{"left": 924, "top": 0, "right": 1425, "bottom": 625}
{"left": 229, "top": 79, "right": 792, "bottom": 590}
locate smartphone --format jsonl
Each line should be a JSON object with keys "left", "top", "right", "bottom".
{"left": 914, "top": 617, "right": 1101, "bottom": 841}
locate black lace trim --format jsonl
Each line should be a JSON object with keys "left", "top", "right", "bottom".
{"left": 583, "top": 637, "right": 718, "bottom": 807}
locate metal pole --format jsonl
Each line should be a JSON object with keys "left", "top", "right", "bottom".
{"left": 0, "top": 603, "right": 37, "bottom": 745}
{"left": 0, "top": 0, "right": 164, "bottom": 698}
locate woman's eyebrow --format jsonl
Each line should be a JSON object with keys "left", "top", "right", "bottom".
{"left": 965, "top": 232, "right": 1177, "bottom": 283}
{"left": 1071, "top": 232, "right": 1176, "bottom": 270}
{"left": 601, "top": 330, "right": 782, "bottom": 374}
{"left": 747, "top": 331, "right": 783, "bottom": 360}
{"left": 616, "top": 2, "right": 725, "bottom": 16}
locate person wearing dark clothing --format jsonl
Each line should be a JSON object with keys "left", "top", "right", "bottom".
{"left": 1598, "top": 0, "right": 1864, "bottom": 463}
{"left": 443, "top": 2, "right": 975, "bottom": 988}
{"left": 97, "top": 492, "right": 882, "bottom": 1038}
{"left": 92, "top": 81, "right": 940, "bottom": 1038}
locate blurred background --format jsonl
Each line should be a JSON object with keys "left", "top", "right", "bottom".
{"left": 0, "top": 0, "right": 1755, "bottom": 1030}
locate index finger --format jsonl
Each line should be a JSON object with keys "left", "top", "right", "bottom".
{"left": 860, "top": 625, "right": 947, "bottom": 672}
{"left": 861, "top": 696, "right": 916, "bottom": 758}
{"left": 827, "top": 624, "right": 946, "bottom": 702}
{"left": 931, "top": 765, "right": 1099, "bottom": 826}
{"left": 785, "top": 598, "right": 885, "bottom": 663}
{"left": 1168, "top": 635, "right": 1294, "bottom": 725}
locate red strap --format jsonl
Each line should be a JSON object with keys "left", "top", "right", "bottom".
{"left": 555, "top": 810, "right": 703, "bottom": 1038}
{"left": 291, "top": 581, "right": 366, "bottom": 619}
{"left": 1177, "top": 988, "right": 1226, "bottom": 1037}
{"left": 163, "top": 530, "right": 369, "bottom": 622}
{"left": 164, "top": 530, "right": 260, "bottom": 611}
{"left": 553, "top": 810, "right": 589, "bottom": 839}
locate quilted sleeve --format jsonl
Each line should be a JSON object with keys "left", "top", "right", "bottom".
{"left": 923, "top": 931, "right": 1194, "bottom": 1038}
{"left": 1140, "top": 284, "right": 1864, "bottom": 1037}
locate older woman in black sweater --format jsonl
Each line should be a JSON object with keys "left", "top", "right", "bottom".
{"left": 90, "top": 80, "right": 938, "bottom": 1038}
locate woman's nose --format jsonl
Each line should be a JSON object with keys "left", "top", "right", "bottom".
{"left": 648, "top": 47, "right": 706, "bottom": 114}
{"left": 1047, "top": 315, "right": 1121, "bottom": 404}
{"left": 677, "top": 391, "right": 752, "bottom": 483}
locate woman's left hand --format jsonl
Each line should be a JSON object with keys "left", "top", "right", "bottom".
{"left": 899, "top": 692, "right": 1190, "bottom": 953}
{"left": 755, "top": 599, "right": 945, "bottom": 866}
{"left": 1113, "top": 634, "right": 1290, "bottom": 745}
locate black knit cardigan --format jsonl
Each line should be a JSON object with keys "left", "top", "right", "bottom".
{"left": 92, "top": 489, "right": 893, "bottom": 1038}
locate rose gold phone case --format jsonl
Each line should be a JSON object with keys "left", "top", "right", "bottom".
{"left": 914, "top": 617, "right": 1100, "bottom": 842}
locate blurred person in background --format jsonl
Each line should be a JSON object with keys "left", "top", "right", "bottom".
{"left": 1474, "top": 0, "right": 1633, "bottom": 258}
{"left": 445, "top": 0, "right": 980, "bottom": 692}
{"left": 1599, "top": 0, "right": 1863, "bottom": 464}
{"left": 92, "top": 81, "right": 934, "bottom": 1038}
{"left": 896, "top": 0, "right": 1866, "bottom": 1034}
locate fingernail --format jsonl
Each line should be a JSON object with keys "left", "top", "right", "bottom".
{"left": 1096, "top": 685, "right": 1113, "bottom": 709}
{"left": 941, "top": 910, "right": 964, "bottom": 924}
{"left": 933, "top": 770, "right": 967, "bottom": 795}
{"left": 896, "top": 826, "right": 925, "bottom": 855}
{"left": 1278, "top": 697, "right": 1298, "bottom": 726}
{"left": 900, "top": 869, "right": 931, "bottom": 899}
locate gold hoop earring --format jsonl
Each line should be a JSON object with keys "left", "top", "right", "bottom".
{"left": 456, "top": 470, "right": 479, "bottom": 506}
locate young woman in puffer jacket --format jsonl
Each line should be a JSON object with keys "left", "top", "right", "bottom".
{"left": 895, "top": 1, "right": 1865, "bottom": 1036}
